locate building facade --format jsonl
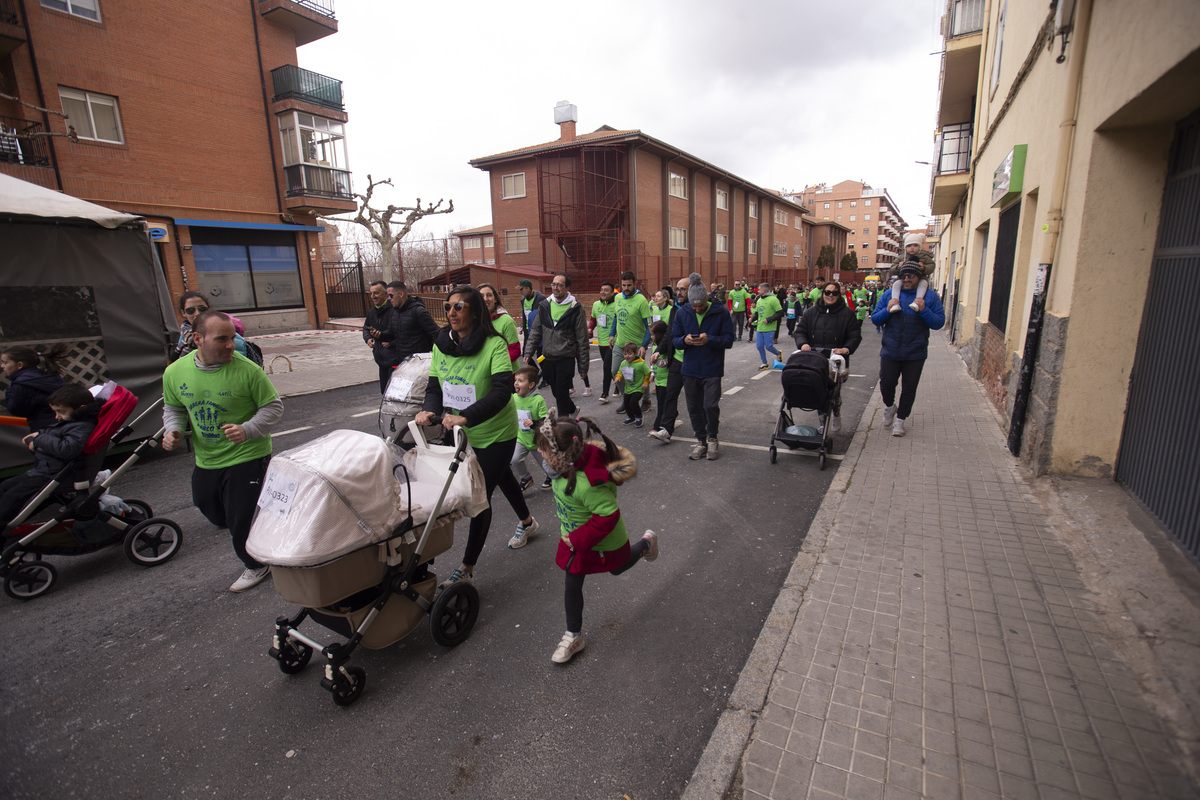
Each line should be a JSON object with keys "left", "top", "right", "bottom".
{"left": 453, "top": 224, "right": 495, "bottom": 266}
{"left": 0, "top": 0, "right": 355, "bottom": 334}
{"left": 467, "top": 104, "right": 813, "bottom": 293}
{"left": 790, "top": 180, "right": 909, "bottom": 281}
{"left": 928, "top": 0, "right": 1200, "bottom": 561}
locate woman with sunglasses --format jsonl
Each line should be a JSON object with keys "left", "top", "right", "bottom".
{"left": 173, "top": 292, "right": 249, "bottom": 361}
{"left": 415, "top": 285, "right": 538, "bottom": 589}
{"left": 793, "top": 281, "right": 863, "bottom": 432}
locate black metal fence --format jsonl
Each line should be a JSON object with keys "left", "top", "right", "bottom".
{"left": 0, "top": 115, "right": 52, "bottom": 167}
{"left": 270, "top": 64, "right": 343, "bottom": 111}
{"left": 323, "top": 261, "right": 366, "bottom": 318}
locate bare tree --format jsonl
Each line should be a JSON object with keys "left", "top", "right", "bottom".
{"left": 334, "top": 174, "right": 454, "bottom": 282}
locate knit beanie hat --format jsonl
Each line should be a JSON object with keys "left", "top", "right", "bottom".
{"left": 687, "top": 272, "right": 707, "bottom": 304}
{"left": 904, "top": 233, "right": 925, "bottom": 248}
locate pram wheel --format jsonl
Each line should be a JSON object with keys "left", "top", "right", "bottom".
{"left": 123, "top": 518, "right": 183, "bottom": 566}
{"left": 124, "top": 499, "right": 153, "bottom": 520}
{"left": 819, "top": 451, "right": 827, "bottom": 470}
{"left": 274, "top": 640, "right": 313, "bottom": 675}
{"left": 330, "top": 666, "right": 366, "bottom": 706}
{"left": 4, "top": 559, "right": 57, "bottom": 600}
{"left": 430, "top": 581, "right": 479, "bottom": 648}
{"left": 769, "top": 445, "right": 777, "bottom": 464}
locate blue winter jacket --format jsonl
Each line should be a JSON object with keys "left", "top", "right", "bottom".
{"left": 870, "top": 287, "right": 945, "bottom": 361}
{"left": 671, "top": 301, "right": 734, "bottom": 379}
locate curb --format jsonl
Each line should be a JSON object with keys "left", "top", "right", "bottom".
{"left": 681, "top": 389, "right": 884, "bottom": 800}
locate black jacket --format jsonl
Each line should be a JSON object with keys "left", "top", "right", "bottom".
{"left": 363, "top": 303, "right": 396, "bottom": 367}
{"left": 29, "top": 400, "right": 101, "bottom": 476}
{"left": 523, "top": 297, "right": 590, "bottom": 373}
{"left": 519, "top": 290, "right": 546, "bottom": 337}
{"left": 4, "top": 368, "right": 67, "bottom": 433}
{"left": 384, "top": 296, "right": 439, "bottom": 366}
{"left": 794, "top": 297, "right": 863, "bottom": 355}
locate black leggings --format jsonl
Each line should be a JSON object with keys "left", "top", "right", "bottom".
{"left": 598, "top": 346, "right": 613, "bottom": 396}
{"left": 878, "top": 358, "right": 926, "bottom": 420}
{"left": 563, "top": 537, "right": 649, "bottom": 633}
{"left": 462, "top": 437, "right": 528, "bottom": 567}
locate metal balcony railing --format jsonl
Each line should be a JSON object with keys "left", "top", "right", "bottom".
{"left": 289, "top": 0, "right": 334, "bottom": 17}
{"left": 285, "top": 163, "right": 351, "bottom": 199}
{"left": 935, "top": 122, "right": 973, "bottom": 175}
{"left": 949, "top": 0, "right": 984, "bottom": 38}
{"left": 271, "top": 65, "right": 343, "bottom": 111}
{"left": 0, "top": 115, "right": 51, "bottom": 167}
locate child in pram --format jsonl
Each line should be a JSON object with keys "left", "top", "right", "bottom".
{"left": 0, "top": 384, "right": 100, "bottom": 527}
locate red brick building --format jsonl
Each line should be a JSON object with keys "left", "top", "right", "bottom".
{"left": 453, "top": 224, "right": 496, "bottom": 266}
{"left": 467, "top": 103, "right": 814, "bottom": 293}
{"left": 789, "top": 180, "right": 909, "bottom": 283}
{"left": 0, "top": 0, "right": 354, "bottom": 333}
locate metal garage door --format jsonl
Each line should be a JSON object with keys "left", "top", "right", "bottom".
{"left": 1117, "top": 110, "right": 1200, "bottom": 565}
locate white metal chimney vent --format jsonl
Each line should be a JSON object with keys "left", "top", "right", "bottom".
{"left": 554, "top": 101, "right": 578, "bottom": 124}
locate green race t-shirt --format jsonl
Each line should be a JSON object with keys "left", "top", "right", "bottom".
{"left": 492, "top": 310, "right": 520, "bottom": 370}
{"left": 728, "top": 288, "right": 751, "bottom": 313}
{"left": 649, "top": 303, "right": 671, "bottom": 327}
{"left": 612, "top": 291, "right": 651, "bottom": 347}
{"left": 592, "top": 299, "right": 615, "bottom": 347}
{"left": 163, "top": 352, "right": 277, "bottom": 469}
{"left": 649, "top": 344, "right": 670, "bottom": 387}
{"left": 430, "top": 334, "right": 517, "bottom": 449}
{"left": 551, "top": 470, "right": 628, "bottom": 552}
{"left": 755, "top": 295, "right": 783, "bottom": 331}
{"left": 618, "top": 358, "right": 649, "bottom": 395}
{"left": 808, "top": 287, "right": 822, "bottom": 304}
{"left": 513, "top": 391, "right": 548, "bottom": 449}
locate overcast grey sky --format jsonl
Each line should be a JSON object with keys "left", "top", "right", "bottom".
{"left": 301, "top": 0, "right": 944, "bottom": 239}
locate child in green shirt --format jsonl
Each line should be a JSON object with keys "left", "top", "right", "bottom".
{"left": 614, "top": 342, "right": 650, "bottom": 428}
{"left": 509, "top": 367, "right": 553, "bottom": 548}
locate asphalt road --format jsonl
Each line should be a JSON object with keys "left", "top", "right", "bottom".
{"left": 2, "top": 326, "right": 883, "bottom": 799}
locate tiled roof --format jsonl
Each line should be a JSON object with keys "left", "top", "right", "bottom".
{"left": 470, "top": 129, "right": 640, "bottom": 164}
{"left": 453, "top": 224, "right": 493, "bottom": 236}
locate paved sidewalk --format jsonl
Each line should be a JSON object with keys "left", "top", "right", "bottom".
{"left": 728, "top": 337, "right": 1195, "bottom": 799}
{"left": 251, "top": 328, "right": 375, "bottom": 397}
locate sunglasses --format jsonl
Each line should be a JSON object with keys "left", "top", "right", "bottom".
{"left": 823, "top": 290, "right": 839, "bottom": 296}
{"left": 183, "top": 306, "right": 209, "bottom": 314}
{"left": 386, "top": 293, "right": 396, "bottom": 298}
{"left": 444, "top": 301, "right": 466, "bottom": 313}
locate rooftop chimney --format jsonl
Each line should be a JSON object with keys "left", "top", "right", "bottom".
{"left": 555, "top": 100, "right": 577, "bottom": 142}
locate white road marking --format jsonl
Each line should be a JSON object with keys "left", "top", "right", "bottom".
{"left": 720, "top": 439, "right": 844, "bottom": 460}
{"left": 751, "top": 370, "right": 776, "bottom": 381}
{"left": 723, "top": 386, "right": 744, "bottom": 396}
{"left": 850, "top": 374, "right": 868, "bottom": 378}
{"left": 350, "top": 409, "right": 378, "bottom": 418}
{"left": 275, "top": 426, "right": 314, "bottom": 437}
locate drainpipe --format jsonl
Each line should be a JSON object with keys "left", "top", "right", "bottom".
{"left": 17, "top": 0, "right": 62, "bottom": 190}
{"left": 1007, "top": 0, "right": 1092, "bottom": 457}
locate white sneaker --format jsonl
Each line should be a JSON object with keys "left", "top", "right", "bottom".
{"left": 706, "top": 437, "right": 720, "bottom": 461}
{"left": 582, "top": 387, "right": 592, "bottom": 397}
{"left": 598, "top": 395, "right": 610, "bottom": 404}
{"left": 892, "top": 418, "right": 906, "bottom": 437}
{"left": 230, "top": 566, "right": 270, "bottom": 592}
{"left": 883, "top": 405, "right": 897, "bottom": 427}
{"left": 552, "top": 631, "right": 586, "bottom": 664}
{"left": 509, "top": 517, "right": 539, "bottom": 548}
{"left": 889, "top": 304, "right": 901, "bottom": 313}
{"left": 438, "top": 567, "right": 474, "bottom": 589}
{"left": 649, "top": 429, "right": 671, "bottom": 444}
{"left": 909, "top": 301, "right": 920, "bottom": 311}
{"left": 641, "top": 530, "right": 659, "bottom": 562}
{"left": 830, "top": 414, "right": 841, "bottom": 433}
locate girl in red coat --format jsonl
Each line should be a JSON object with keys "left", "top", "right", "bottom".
{"left": 535, "top": 412, "right": 658, "bottom": 664}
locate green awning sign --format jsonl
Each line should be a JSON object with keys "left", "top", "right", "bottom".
{"left": 992, "top": 144, "right": 1027, "bottom": 207}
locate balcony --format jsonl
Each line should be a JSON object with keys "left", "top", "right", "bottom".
{"left": 0, "top": 0, "right": 24, "bottom": 57}
{"left": 0, "top": 114, "right": 52, "bottom": 173}
{"left": 271, "top": 65, "right": 343, "bottom": 111}
{"left": 258, "top": 0, "right": 337, "bottom": 46}
{"left": 284, "top": 163, "right": 356, "bottom": 214}
{"left": 937, "top": 0, "right": 984, "bottom": 128}
{"left": 931, "top": 122, "right": 973, "bottom": 214}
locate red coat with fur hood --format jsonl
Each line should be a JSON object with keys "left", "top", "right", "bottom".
{"left": 554, "top": 442, "right": 638, "bottom": 575}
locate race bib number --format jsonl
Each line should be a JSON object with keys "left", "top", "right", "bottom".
{"left": 257, "top": 470, "right": 297, "bottom": 520}
{"left": 384, "top": 377, "right": 414, "bottom": 401}
{"left": 517, "top": 409, "right": 532, "bottom": 429}
{"left": 787, "top": 309, "right": 796, "bottom": 318}
{"left": 621, "top": 366, "right": 634, "bottom": 381}
{"left": 442, "top": 382, "right": 477, "bottom": 410}
{"left": 597, "top": 314, "right": 608, "bottom": 327}
{"left": 651, "top": 314, "right": 662, "bottom": 323}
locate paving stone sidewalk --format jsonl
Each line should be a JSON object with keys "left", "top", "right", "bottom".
{"left": 741, "top": 337, "right": 1195, "bottom": 799}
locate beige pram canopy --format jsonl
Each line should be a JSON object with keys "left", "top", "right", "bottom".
{"left": 246, "top": 429, "right": 483, "bottom": 568}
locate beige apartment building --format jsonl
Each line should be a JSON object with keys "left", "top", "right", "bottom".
{"left": 790, "top": 180, "right": 909, "bottom": 280}
{"left": 929, "top": 0, "right": 1200, "bottom": 561}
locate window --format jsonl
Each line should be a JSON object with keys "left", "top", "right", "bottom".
{"left": 837, "top": 216, "right": 842, "bottom": 222}
{"left": 838, "top": 202, "right": 843, "bottom": 208}
{"left": 823, "top": 203, "right": 830, "bottom": 209}
{"left": 669, "top": 227, "right": 687, "bottom": 249}
{"left": 505, "top": 229, "right": 528, "bottom": 253}
{"left": 864, "top": 228, "right": 870, "bottom": 235}
{"left": 41, "top": 0, "right": 99, "bottom": 20}
{"left": 669, "top": 172, "right": 687, "bottom": 198}
{"left": 864, "top": 214, "right": 870, "bottom": 221}
{"left": 748, "top": 238, "right": 757, "bottom": 255}
{"left": 794, "top": 245, "right": 801, "bottom": 257}
{"left": 794, "top": 217, "right": 802, "bottom": 229}
{"left": 716, "top": 189, "right": 728, "bottom": 210}
{"left": 990, "top": 0, "right": 1007, "bottom": 99}
{"left": 278, "top": 112, "right": 347, "bottom": 168}
{"left": 849, "top": 215, "right": 856, "bottom": 221}
{"left": 191, "top": 229, "right": 303, "bottom": 312}
{"left": 850, "top": 201, "right": 857, "bottom": 207}
{"left": 862, "top": 256, "right": 868, "bottom": 264}
{"left": 849, "top": 243, "right": 855, "bottom": 249}
{"left": 774, "top": 208, "right": 788, "bottom": 225}
{"left": 483, "top": 235, "right": 494, "bottom": 248}
{"left": 773, "top": 242, "right": 786, "bottom": 256}
{"left": 716, "top": 233, "right": 728, "bottom": 253}
{"left": 863, "top": 242, "right": 869, "bottom": 249}
{"left": 748, "top": 200, "right": 758, "bottom": 218}
{"left": 463, "top": 237, "right": 481, "bottom": 249}
{"left": 502, "top": 173, "right": 526, "bottom": 199}
{"left": 864, "top": 199, "right": 871, "bottom": 206}
{"left": 59, "top": 88, "right": 123, "bottom": 143}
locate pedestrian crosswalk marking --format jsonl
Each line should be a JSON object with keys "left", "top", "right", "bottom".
{"left": 751, "top": 370, "right": 776, "bottom": 381}
{"left": 275, "top": 426, "right": 314, "bottom": 437}
{"left": 724, "top": 386, "right": 744, "bottom": 396}
{"left": 350, "top": 410, "right": 377, "bottom": 418}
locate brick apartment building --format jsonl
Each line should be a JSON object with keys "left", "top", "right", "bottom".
{"left": 465, "top": 102, "right": 825, "bottom": 294}
{"left": 0, "top": 0, "right": 355, "bottom": 333}
{"left": 790, "top": 179, "right": 910, "bottom": 282}
{"left": 453, "top": 224, "right": 495, "bottom": 266}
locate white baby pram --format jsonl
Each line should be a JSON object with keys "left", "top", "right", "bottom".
{"left": 248, "top": 420, "right": 485, "bottom": 706}
{"left": 379, "top": 352, "right": 430, "bottom": 446}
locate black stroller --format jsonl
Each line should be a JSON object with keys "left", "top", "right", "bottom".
{"left": 769, "top": 350, "right": 845, "bottom": 470}
{"left": 1, "top": 385, "right": 183, "bottom": 600}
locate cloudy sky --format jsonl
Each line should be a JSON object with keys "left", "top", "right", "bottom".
{"left": 301, "top": 0, "right": 944, "bottom": 240}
